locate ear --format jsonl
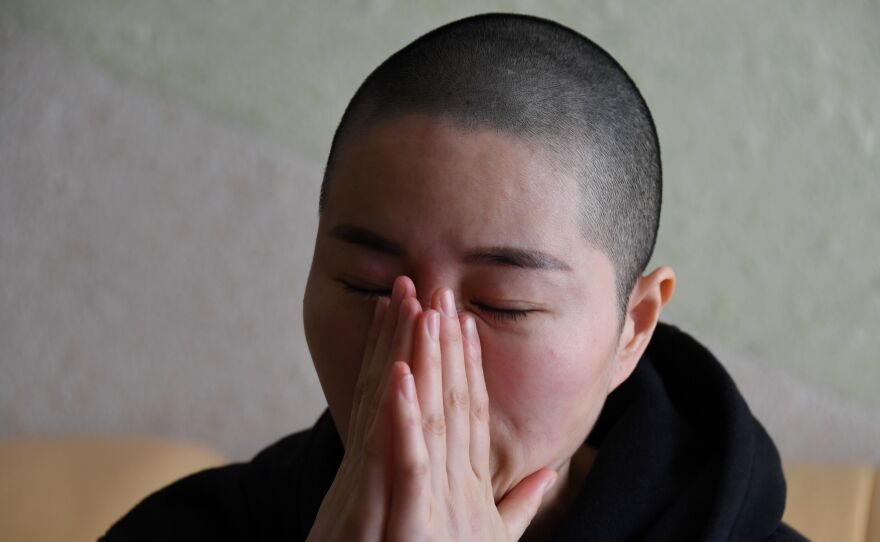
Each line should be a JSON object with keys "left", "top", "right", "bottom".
{"left": 609, "top": 265, "right": 676, "bottom": 392}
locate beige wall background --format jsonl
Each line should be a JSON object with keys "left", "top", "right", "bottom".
{"left": 1, "top": 1, "right": 878, "bottom": 461}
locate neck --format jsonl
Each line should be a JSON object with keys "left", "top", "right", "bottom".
{"left": 520, "top": 443, "right": 597, "bottom": 542}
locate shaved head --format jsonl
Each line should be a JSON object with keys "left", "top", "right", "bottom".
{"left": 320, "top": 13, "right": 661, "bottom": 328}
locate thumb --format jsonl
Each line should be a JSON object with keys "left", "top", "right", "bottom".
{"left": 496, "top": 468, "right": 558, "bottom": 541}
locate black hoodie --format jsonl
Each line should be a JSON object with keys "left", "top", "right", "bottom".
{"left": 102, "top": 322, "right": 808, "bottom": 541}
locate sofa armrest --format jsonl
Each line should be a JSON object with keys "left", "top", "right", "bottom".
{"left": 0, "top": 436, "right": 228, "bottom": 542}
{"left": 783, "top": 461, "right": 878, "bottom": 542}
{"left": 867, "top": 470, "right": 880, "bottom": 542}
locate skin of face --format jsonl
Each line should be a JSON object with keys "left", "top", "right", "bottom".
{"left": 302, "top": 112, "right": 675, "bottom": 520}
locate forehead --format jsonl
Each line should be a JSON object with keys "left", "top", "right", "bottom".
{"left": 325, "top": 114, "right": 582, "bottom": 252}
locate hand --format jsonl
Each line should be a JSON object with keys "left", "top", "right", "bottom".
{"left": 385, "top": 287, "right": 558, "bottom": 541}
{"left": 306, "top": 276, "right": 422, "bottom": 541}
{"left": 307, "top": 277, "right": 557, "bottom": 542}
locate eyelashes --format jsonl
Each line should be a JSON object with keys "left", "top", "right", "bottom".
{"left": 338, "top": 281, "right": 532, "bottom": 322}
{"left": 470, "top": 301, "right": 531, "bottom": 322}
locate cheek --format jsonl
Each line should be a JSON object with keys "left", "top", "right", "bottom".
{"left": 481, "top": 324, "right": 613, "bottom": 442}
{"left": 303, "top": 275, "right": 371, "bottom": 439}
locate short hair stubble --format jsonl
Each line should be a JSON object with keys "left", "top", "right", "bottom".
{"left": 319, "top": 13, "right": 662, "bottom": 332}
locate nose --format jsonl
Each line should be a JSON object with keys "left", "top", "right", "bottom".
{"left": 407, "top": 274, "right": 459, "bottom": 314}
{"left": 415, "top": 288, "right": 438, "bottom": 313}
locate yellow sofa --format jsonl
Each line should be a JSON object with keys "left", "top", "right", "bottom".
{"left": 784, "top": 462, "right": 880, "bottom": 542}
{"left": 0, "top": 437, "right": 877, "bottom": 541}
{"left": 0, "top": 437, "right": 228, "bottom": 542}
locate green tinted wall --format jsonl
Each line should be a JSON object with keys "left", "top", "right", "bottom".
{"left": 7, "top": 0, "right": 879, "bottom": 408}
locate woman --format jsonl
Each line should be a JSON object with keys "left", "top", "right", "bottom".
{"left": 104, "top": 13, "right": 806, "bottom": 541}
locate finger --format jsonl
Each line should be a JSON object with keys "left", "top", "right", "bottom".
{"left": 459, "top": 312, "right": 491, "bottom": 479}
{"left": 388, "top": 361, "right": 431, "bottom": 540}
{"left": 371, "top": 276, "right": 415, "bottom": 372}
{"left": 351, "top": 275, "right": 413, "bottom": 450}
{"left": 411, "top": 309, "right": 446, "bottom": 488}
{"left": 366, "top": 293, "right": 420, "bottom": 450}
{"left": 433, "top": 287, "right": 470, "bottom": 475}
{"left": 389, "top": 296, "right": 422, "bottom": 367}
{"left": 358, "top": 356, "right": 406, "bottom": 527}
{"left": 497, "top": 469, "right": 557, "bottom": 542}
{"left": 345, "top": 297, "right": 388, "bottom": 448}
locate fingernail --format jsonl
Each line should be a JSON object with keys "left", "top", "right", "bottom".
{"left": 427, "top": 311, "right": 439, "bottom": 340}
{"left": 402, "top": 371, "right": 415, "bottom": 400}
{"left": 440, "top": 289, "right": 456, "bottom": 318}
{"left": 399, "top": 296, "right": 413, "bottom": 318}
{"left": 542, "top": 473, "right": 558, "bottom": 496}
{"left": 373, "top": 297, "right": 384, "bottom": 318}
{"left": 391, "top": 277, "right": 405, "bottom": 305}
{"left": 375, "top": 297, "right": 389, "bottom": 321}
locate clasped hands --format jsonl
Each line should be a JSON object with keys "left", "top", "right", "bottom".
{"left": 307, "top": 276, "right": 558, "bottom": 541}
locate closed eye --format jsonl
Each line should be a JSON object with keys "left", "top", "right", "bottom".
{"left": 470, "top": 302, "right": 532, "bottom": 322}
{"left": 340, "top": 281, "right": 389, "bottom": 300}
{"left": 338, "top": 280, "right": 534, "bottom": 322}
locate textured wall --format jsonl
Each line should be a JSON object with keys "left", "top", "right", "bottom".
{"left": 1, "top": 2, "right": 878, "bottom": 461}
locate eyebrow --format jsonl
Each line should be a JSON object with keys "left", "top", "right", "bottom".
{"left": 328, "top": 224, "right": 572, "bottom": 272}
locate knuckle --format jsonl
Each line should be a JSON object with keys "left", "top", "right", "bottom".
{"left": 402, "top": 410, "right": 421, "bottom": 431}
{"left": 402, "top": 460, "right": 430, "bottom": 481}
{"left": 445, "top": 388, "right": 470, "bottom": 411}
{"left": 444, "top": 495, "right": 460, "bottom": 525}
{"left": 467, "top": 504, "right": 486, "bottom": 535}
{"left": 470, "top": 398, "right": 489, "bottom": 423}
{"left": 422, "top": 414, "right": 447, "bottom": 436}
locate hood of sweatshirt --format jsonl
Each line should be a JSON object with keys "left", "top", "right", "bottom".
{"left": 551, "top": 321, "right": 794, "bottom": 541}
{"left": 102, "top": 321, "right": 802, "bottom": 542}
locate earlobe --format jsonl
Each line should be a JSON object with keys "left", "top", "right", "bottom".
{"left": 609, "top": 265, "right": 676, "bottom": 392}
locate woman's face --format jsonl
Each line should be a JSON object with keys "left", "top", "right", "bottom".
{"left": 303, "top": 113, "right": 628, "bottom": 494}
